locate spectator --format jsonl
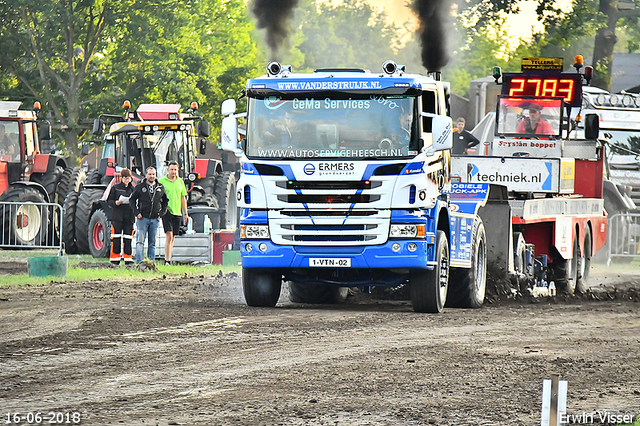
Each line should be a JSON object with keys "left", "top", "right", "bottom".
{"left": 106, "top": 168, "right": 136, "bottom": 265}
{"left": 452, "top": 117, "right": 480, "bottom": 155}
{"left": 129, "top": 166, "right": 168, "bottom": 264}
{"left": 159, "top": 161, "right": 190, "bottom": 265}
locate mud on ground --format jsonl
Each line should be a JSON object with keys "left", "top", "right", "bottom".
{"left": 0, "top": 263, "right": 639, "bottom": 425}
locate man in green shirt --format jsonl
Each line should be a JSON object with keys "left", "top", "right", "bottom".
{"left": 159, "top": 161, "right": 190, "bottom": 264}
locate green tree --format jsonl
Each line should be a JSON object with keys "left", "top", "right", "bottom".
{"left": 535, "top": 0, "right": 604, "bottom": 63}
{"left": 0, "top": 0, "right": 262, "bottom": 161}
{"left": 0, "top": 0, "right": 112, "bottom": 158}
{"left": 534, "top": 0, "right": 639, "bottom": 89}
{"left": 98, "top": 0, "right": 262, "bottom": 131}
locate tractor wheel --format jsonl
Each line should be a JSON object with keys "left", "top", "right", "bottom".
{"left": 242, "top": 268, "right": 282, "bottom": 307}
{"left": 0, "top": 186, "right": 49, "bottom": 247}
{"left": 62, "top": 191, "right": 80, "bottom": 254}
{"left": 288, "top": 282, "right": 349, "bottom": 304}
{"left": 56, "top": 167, "right": 86, "bottom": 204}
{"left": 30, "top": 166, "right": 64, "bottom": 204}
{"left": 88, "top": 208, "right": 111, "bottom": 258}
{"left": 84, "top": 169, "right": 103, "bottom": 185}
{"left": 214, "top": 171, "right": 238, "bottom": 230}
{"left": 31, "top": 166, "right": 66, "bottom": 245}
{"left": 447, "top": 218, "right": 487, "bottom": 308}
{"left": 75, "top": 188, "right": 104, "bottom": 254}
{"left": 410, "top": 230, "right": 449, "bottom": 313}
{"left": 189, "top": 177, "right": 218, "bottom": 208}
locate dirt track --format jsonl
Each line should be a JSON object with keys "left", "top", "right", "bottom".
{"left": 1, "top": 266, "right": 640, "bottom": 426}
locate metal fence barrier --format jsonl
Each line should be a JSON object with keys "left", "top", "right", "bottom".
{"left": 607, "top": 213, "right": 640, "bottom": 264}
{"left": 0, "top": 201, "right": 63, "bottom": 254}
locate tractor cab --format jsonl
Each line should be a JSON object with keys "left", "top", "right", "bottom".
{"left": 93, "top": 102, "right": 210, "bottom": 183}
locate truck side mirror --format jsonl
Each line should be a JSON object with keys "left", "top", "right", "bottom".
{"left": 584, "top": 113, "right": 600, "bottom": 140}
{"left": 199, "top": 138, "right": 207, "bottom": 155}
{"left": 221, "top": 99, "right": 236, "bottom": 116}
{"left": 92, "top": 119, "right": 104, "bottom": 136}
{"left": 422, "top": 114, "right": 453, "bottom": 155}
{"left": 198, "top": 120, "right": 210, "bottom": 137}
{"left": 221, "top": 115, "right": 240, "bottom": 153}
{"left": 39, "top": 122, "right": 52, "bottom": 141}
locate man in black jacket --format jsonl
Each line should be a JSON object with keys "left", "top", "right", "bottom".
{"left": 452, "top": 117, "right": 480, "bottom": 155}
{"left": 129, "top": 166, "right": 168, "bottom": 263}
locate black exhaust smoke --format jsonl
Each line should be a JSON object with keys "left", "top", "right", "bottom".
{"left": 412, "top": 0, "right": 450, "bottom": 73}
{"left": 251, "top": 0, "right": 299, "bottom": 60}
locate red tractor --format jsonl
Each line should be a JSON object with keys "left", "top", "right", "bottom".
{"left": 0, "top": 101, "right": 85, "bottom": 247}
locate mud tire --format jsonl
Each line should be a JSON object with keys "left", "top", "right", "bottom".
{"left": 88, "top": 208, "right": 111, "bottom": 258}
{"left": 62, "top": 191, "right": 80, "bottom": 254}
{"left": 56, "top": 167, "right": 86, "bottom": 204}
{"left": 553, "top": 234, "right": 579, "bottom": 295}
{"left": 214, "top": 171, "right": 237, "bottom": 230}
{"left": 189, "top": 177, "right": 218, "bottom": 208}
{"left": 410, "top": 230, "right": 449, "bottom": 313}
{"left": 84, "top": 169, "right": 103, "bottom": 185}
{"left": 242, "top": 268, "right": 282, "bottom": 307}
{"left": 447, "top": 219, "right": 487, "bottom": 308}
{"left": 75, "top": 188, "right": 104, "bottom": 254}
{"left": 30, "top": 166, "right": 64, "bottom": 204}
{"left": 0, "top": 187, "right": 49, "bottom": 246}
{"left": 576, "top": 226, "right": 592, "bottom": 294}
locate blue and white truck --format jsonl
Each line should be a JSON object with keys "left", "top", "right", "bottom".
{"left": 221, "top": 61, "right": 489, "bottom": 313}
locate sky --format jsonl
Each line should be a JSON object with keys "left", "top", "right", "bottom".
{"left": 365, "top": 0, "right": 561, "bottom": 42}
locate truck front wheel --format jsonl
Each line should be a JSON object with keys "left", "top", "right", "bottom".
{"left": 447, "top": 219, "right": 487, "bottom": 308}
{"left": 242, "top": 268, "right": 282, "bottom": 307}
{"left": 410, "top": 230, "right": 449, "bottom": 313}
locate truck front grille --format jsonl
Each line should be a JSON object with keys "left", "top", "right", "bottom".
{"left": 261, "top": 175, "right": 393, "bottom": 246}
{"left": 280, "top": 210, "right": 378, "bottom": 217}
{"left": 278, "top": 194, "right": 380, "bottom": 204}
{"left": 270, "top": 209, "right": 389, "bottom": 246}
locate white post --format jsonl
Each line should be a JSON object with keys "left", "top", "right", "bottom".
{"left": 541, "top": 375, "right": 568, "bottom": 426}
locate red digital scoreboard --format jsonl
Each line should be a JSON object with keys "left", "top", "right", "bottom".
{"left": 501, "top": 73, "right": 582, "bottom": 107}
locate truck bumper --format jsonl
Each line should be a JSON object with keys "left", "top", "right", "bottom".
{"left": 240, "top": 239, "right": 433, "bottom": 270}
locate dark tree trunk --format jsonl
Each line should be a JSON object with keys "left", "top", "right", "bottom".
{"left": 591, "top": 0, "right": 640, "bottom": 90}
{"left": 591, "top": 0, "right": 620, "bottom": 90}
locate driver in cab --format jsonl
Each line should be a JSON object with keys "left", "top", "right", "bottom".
{"left": 0, "top": 123, "right": 17, "bottom": 160}
{"left": 516, "top": 103, "right": 554, "bottom": 135}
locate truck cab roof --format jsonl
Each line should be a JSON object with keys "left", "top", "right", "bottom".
{"left": 246, "top": 68, "right": 444, "bottom": 96}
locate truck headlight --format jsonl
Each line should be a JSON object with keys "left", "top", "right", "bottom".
{"left": 389, "top": 224, "right": 425, "bottom": 239}
{"left": 241, "top": 225, "right": 269, "bottom": 239}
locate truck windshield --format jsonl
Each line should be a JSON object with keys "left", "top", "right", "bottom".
{"left": 604, "top": 130, "right": 640, "bottom": 157}
{"left": 246, "top": 95, "right": 416, "bottom": 159}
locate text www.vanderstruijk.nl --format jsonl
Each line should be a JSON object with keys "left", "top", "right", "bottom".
{"left": 276, "top": 81, "right": 383, "bottom": 91}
